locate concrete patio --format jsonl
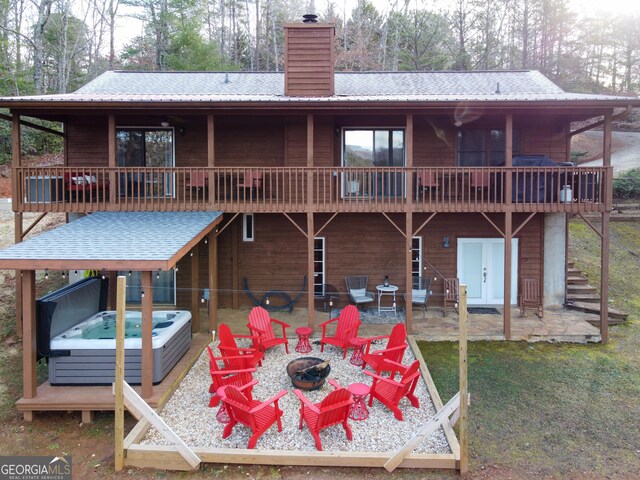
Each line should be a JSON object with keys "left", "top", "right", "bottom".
{"left": 212, "top": 304, "right": 602, "bottom": 344}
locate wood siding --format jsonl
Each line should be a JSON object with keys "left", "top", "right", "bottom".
{"left": 176, "top": 212, "right": 543, "bottom": 309}
{"left": 284, "top": 24, "right": 335, "bottom": 97}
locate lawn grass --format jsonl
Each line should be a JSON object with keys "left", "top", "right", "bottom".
{"left": 418, "top": 219, "right": 640, "bottom": 477}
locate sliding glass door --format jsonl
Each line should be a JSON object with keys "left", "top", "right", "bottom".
{"left": 116, "top": 128, "right": 175, "bottom": 198}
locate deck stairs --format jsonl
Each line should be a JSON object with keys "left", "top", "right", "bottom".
{"left": 565, "top": 261, "right": 628, "bottom": 325}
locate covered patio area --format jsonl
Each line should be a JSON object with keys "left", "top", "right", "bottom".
{"left": 215, "top": 304, "right": 602, "bottom": 343}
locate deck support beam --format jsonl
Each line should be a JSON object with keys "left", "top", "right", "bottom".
{"left": 141, "top": 271, "right": 153, "bottom": 399}
{"left": 307, "top": 114, "right": 315, "bottom": 328}
{"left": 504, "top": 114, "right": 513, "bottom": 340}
{"left": 405, "top": 114, "right": 414, "bottom": 334}
{"left": 209, "top": 231, "right": 218, "bottom": 334}
{"left": 190, "top": 244, "right": 200, "bottom": 332}
{"left": 600, "top": 111, "right": 613, "bottom": 343}
{"left": 13, "top": 114, "right": 23, "bottom": 337}
{"left": 22, "top": 270, "right": 37, "bottom": 419}
{"left": 108, "top": 114, "right": 116, "bottom": 205}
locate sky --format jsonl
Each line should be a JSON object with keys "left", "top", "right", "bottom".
{"left": 114, "top": 0, "right": 640, "bottom": 51}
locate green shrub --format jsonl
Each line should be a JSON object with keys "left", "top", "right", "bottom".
{"left": 613, "top": 169, "right": 640, "bottom": 198}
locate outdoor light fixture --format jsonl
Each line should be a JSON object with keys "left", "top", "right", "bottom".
{"left": 384, "top": 275, "right": 389, "bottom": 287}
{"left": 128, "top": 271, "right": 132, "bottom": 276}
{"left": 101, "top": 272, "right": 106, "bottom": 280}
{"left": 175, "top": 264, "right": 179, "bottom": 272}
{"left": 204, "top": 237, "right": 208, "bottom": 244}
{"left": 62, "top": 271, "right": 66, "bottom": 279}
{"left": 141, "top": 290, "right": 145, "bottom": 298}
{"left": 160, "top": 120, "right": 170, "bottom": 127}
{"left": 156, "top": 271, "right": 160, "bottom": 279}
{"left": 74, "top": 270, "right": 78, "bottom": 277}
{"left": 265, "top": 296, "right": 270, "bottom": 306}
{"left": 44, "top": 270, "right": 49, "bottom": 280}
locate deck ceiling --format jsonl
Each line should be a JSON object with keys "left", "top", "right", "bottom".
{"left": 0, "top": 211, "right": 222, "bottom": 271}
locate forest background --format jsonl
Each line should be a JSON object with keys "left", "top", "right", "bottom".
{"left": 1, "top": 0, "right": 640, "bottom": 161}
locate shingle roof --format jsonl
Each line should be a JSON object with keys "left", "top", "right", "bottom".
{"left": 1, "top": 70, "right": 637, "bottom": 105}
{"left": 0, "top": 211, "right": 222, "bottom": 270}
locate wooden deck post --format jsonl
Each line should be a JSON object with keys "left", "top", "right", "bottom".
{"left": 114, "top": 276, "right": 127, "bottom": 471}
{"left": 108, "top": 114, "right": 116, "bottom": 205}
{"left": 405, "top": 114, "right": 414, "bottom": 334}
{"left": 405, "top": 212, "right": 413, "bottom": 334}
{"left": 504, "top": 114, "right": 513, "bottom": 340}
{"left": 190, "top": 244, "right": 200, "bottom": 332}
{"left": 600, "top": 111, "right": 613, "bottom": 343}
{"left": 458, "top": 284, "right": 469, "bottom": 473}
{"left": 13, "top": 114, "right": 23, "bottom": 337}
{"left": 207, "top": 113, "right": 215, "bottom": 208}
{"left": 209, "top": 231, "right": 218, "bottom": 334}
{"left": 307, "top": 114, "right": 315, "bottom": 329}
{"left": 141, "top": 270, "right": 153, "bottom": 399}
{"left": 21, "top": 270, "right": 37, "bottom": 419}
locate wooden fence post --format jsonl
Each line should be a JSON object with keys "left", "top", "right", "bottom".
{"left": 459, "top": 284, "right": 469, "bottom": 474}
{"left": 114, "top": 276, "right": 127, "bottom": 472}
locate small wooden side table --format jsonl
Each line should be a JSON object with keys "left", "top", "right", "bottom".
{"left": 347, "top": 382, "right": 370, "bottom": 421}
{"left": 295, "top": 326, "right": 313, "bottom": 353}
{"left": 349, "top": 337, "right": 367, "bottom": 366}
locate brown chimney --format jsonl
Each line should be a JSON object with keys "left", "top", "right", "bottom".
{"left": 284, "top": 18, "right": 335, "bottom": 97}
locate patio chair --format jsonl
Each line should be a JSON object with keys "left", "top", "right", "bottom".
{"left": 443, "top": 278, "right": 459, "bottom": 317}
{"left": 364, "top": 359, "right": 421, "bottom": 421}
{"left": 206, "top": 345, "right": 256, "bottom": 407}
{"left": 237, "top": 169, "right": 263, "bottom": 198}
{"left": 246, "top": 306, "right": 291, "bottom": 354}
{"left": 416, "top": 169, "right": 438, "bottom": 200}
{"left": 293, "top": 386, "right": 354, "bottom": 451}
{"left": 217, "top": 323, "right": 264, "bottom": 368}
{"left": 405, "top": 276, "right": 432, "bottom": 318}
{"left": 185, "top": 171, "right": 208, "bottom": 196}
{"left": 470, "top": 169, "right": 491, "bottom": 198}
{"left": 64, "top": 171, "right": 109, "bottom": 201}
{"left": 319, "top": 304, "right": 361, "bottom": 359}
{"left": 360, "top": 323, "right": 407, "bottom": 375}
{"left": 519, "top": 277, "right": 543, "bottom": 318}
{"left": 219, "top": 382, "right": 288, "bottom": 449}
{"left": 345, "top": 275, "right": 375, "bottom": 308}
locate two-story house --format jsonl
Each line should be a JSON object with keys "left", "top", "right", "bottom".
{"left": 1, "top": 18, "right": 638, "bottom": 418}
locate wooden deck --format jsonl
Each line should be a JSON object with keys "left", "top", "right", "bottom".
{"left": 13, "top": 166, "right": 611, "bottom": 215}
{"left": 16, "top": 332, "right": 210, "bottom": 421}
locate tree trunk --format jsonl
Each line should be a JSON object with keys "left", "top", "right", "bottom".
{"left": 33, "top": 0, "right": 53, "bottom": 94}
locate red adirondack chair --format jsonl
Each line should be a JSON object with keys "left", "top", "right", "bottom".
{"left": 364, "top": 359, "right": 421, "bottom": 421}
{"left": 360, "top": 323, "right": 408, "bottom": 375}
{"left": 217, "top": 323, "right": 264, "bottom": 368}
{"left": 206, "top": 345, "right": 256, "bottom": 407}
{"left": 246, "top": 306, "right": 291, "bottom": 354}
{"left": 219, "top": 382, "right": 287, "bottom": 449}
{"left": 319, "top": 304, "right": 362, "bottom": 359}
{"left": 293, "top": 387, "right": 354, "bottom": 451}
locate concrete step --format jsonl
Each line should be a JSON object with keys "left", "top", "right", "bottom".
{"left": 565, "top": 301, "right": 629, "bottom": 321}
{"left": 566, "top": 294, "right": 600, "bottom": 303}
{"left": 567, "top": 276, "right": 589, "bottom": 285}
{"left": 567, "top": 284, "right": 598, "bottom": 295}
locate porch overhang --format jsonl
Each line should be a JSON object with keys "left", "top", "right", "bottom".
{"left": 0, "top": 211, "right": 223, "bottom": 271}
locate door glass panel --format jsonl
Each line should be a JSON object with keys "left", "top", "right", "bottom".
{"left": 460, "top": 242, "right": 483, "bottom": 299}
{"left": 490, "top": 242, "right": 505, "bottom": 300}
{"left": 116, "top": 128, "right": 174, "bottom": 198}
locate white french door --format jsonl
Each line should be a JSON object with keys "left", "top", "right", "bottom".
{"left": 457, "top": 238, "right": 519, "bottom": 305}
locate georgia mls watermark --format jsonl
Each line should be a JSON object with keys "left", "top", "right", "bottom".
{"left": 0, "top": 456, "right": 71, "bottom": 480}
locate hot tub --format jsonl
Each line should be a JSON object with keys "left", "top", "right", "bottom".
{"left": 36, "top": 277, "right": 192, "bottom": 386}
{"left": 48, "top": 310, "right": 192, "bottom": 385}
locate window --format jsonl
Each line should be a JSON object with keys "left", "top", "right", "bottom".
{"left": 342, "top": 128, "right": 405, "bottom": 197}
{"left": 116, "top": 128, "right": 175, "bottom": 197}
{"left": 243, "top": 213, "right": 254, "bottom": 241}
{"left": 119, "top": 270, "right": 176, "bottom": 304}
{"left": 313, "top": 237, "right": 326, "bottom": 297}
{"left": 457, "top": 129, "right": 520, "bottom": 167}
{"left": 411, "top": 236, "right": 423, "bottom": 279}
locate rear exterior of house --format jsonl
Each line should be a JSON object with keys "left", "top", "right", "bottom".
{"left": 1, "top": 19, "right": 638, "bottom": 418}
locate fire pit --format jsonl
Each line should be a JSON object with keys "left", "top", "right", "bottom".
{"left": 287, "top": 357, "right": 331, "bottom": 391}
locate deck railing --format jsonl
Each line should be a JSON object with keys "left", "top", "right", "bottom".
{"left": 12, "top": 166, "right": 611, "bottom": 214}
